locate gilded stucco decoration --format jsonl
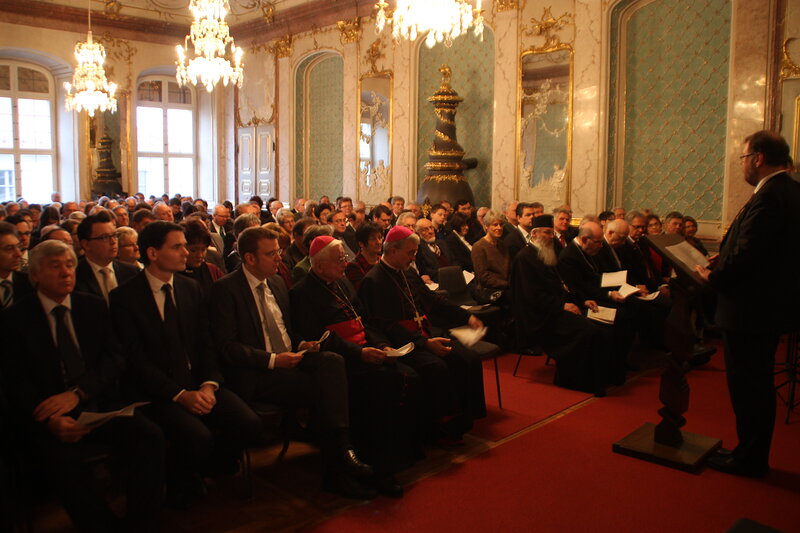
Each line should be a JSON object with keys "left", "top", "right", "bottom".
{"left": 236, "top": 43, "right": 277, "bottom": 127}
{"left": 241, "top": 0, "right": 275, "bottom": 24}
{"left": 780, "top": 38, "right": 800, "bottom": 80}
{"left": 104, "top": 1, "right": 124, "bottom": 19}
{"left": 96, "top": 33, "right": 137, "bottom": 94}
{"left": 272, "top": 34, "right": 293, "bottom": 58}
{"left": 523, "top": 7, "right": 574, "bottom": 52}
{"left": 364, "top": 37, "right": 386, "bottom": 75}
{"left": 494, "top": 0, "right": 519, "bottom": 12}
{"left": 337, "top": 18, "right": 362, "bottom": 45}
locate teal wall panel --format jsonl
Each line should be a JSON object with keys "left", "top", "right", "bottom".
{"left": 307, "top": 55, "right": 344, "bottom": 200}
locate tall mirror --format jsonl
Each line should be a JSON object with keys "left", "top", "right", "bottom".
{"left": 357, "top": 72, "right": 392, "bottom": 205}
{"left": 517, "top": 47, "right": 573, "bottom": 209}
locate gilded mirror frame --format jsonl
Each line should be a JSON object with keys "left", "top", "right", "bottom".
{"left": 515, "top": 43, "right": 574, "bottom": 207}
{"left": 356, "top": 69, "right": 393, "bottom": 204}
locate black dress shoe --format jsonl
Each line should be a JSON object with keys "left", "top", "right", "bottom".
{"left": 373, "top": 475, "right": 404, "bottom": 498}
{"left": 707, "top": 453, "right": 768, "bottom": 478}
{"left": 341, "top": 448, "right": 373, "bottom": 478}
{"left": 689, "top": 343, "right": 717, "bottom": 367}
{"left": 324, "top": 474, "right": 378, "bottom": 500}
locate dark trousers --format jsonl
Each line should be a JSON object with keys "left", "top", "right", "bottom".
{"left": 253, "top": 350, "right": 350, "bottom": 432}
{"left": 722, "top": 329, "right": 779, "bottom": 470}
{"left": 144, "top": 388, "right": 262, "bottom": 489}
{"left": 33, "top": 411, "right": 164, "bottom": 533}
{"left": 542, "top": 311, "right": 611, "bottom": 395}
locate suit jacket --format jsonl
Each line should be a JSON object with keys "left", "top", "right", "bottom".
{"left": 283, "top": 242, "right": 305, "bottom": 269}
{"left": 616, "top": 240, "right": 660, "bottom": 292}
{"left": 1, "top": 292, "right": 122, "bottom": 420}
{"left": 75, "top": 258, "right": 139, "bottom": 301}
{"left": 415, "top": 238, "right": 451, "bottom": 282}
{"left": 209, "top": 269, "right": 301, "bottom": 401}
{"left": 341, "top": 226, "right": 358, "bottom": 253}
{"left": 445, "top": 232, "right": 474, "bottom": 272}
{"left": 109, "top": 271, "right": 222, "bottom": 402}
{"left": 2, "top": 271, "right": 34, "bottom": 310}
{"left": 710, "top": 172, "right": 800, "bottom": 332}
{"left": 504, "top": 227, "right": 528, "bottom": 261}
{"left": 557, "top": 241, "right": 608, "bottom": 302}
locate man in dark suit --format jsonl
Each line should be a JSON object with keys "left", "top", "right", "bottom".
{"left": 75, "top": 211, "right": 138, "bottom": 304}
{"left": 414, "top": 218, "right": 451, "bottom": 283}
{"left": 553, "top": 207, "right": 576, "bottom": 255}
{"left": 2, "top": 240, "right": 164, "bottom": 532}
{"left": 504, "top": 202, "right": 535, "bottom": 260}
{"left": 696, "top": 131, "right": 800, "bottom": 477}
{"left": 209, "top": 226, "right": 376, "bottom": 499}
{"left": 209, "top": 204, "right": 233, "bottom": 239}
{"left": 0, "top": 221, "right": 34, "bottom": 310}
{"left": 110, "top": 222, "right": 262, "bottom": 508}
{"left": 283, "top": 217, "right": 315, "bottom": 269}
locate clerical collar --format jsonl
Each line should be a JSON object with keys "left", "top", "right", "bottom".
{"left": 380, "top": 257, "right": 402, "bottom": 272}
{"left": 753, "top": 170, "right": 784, "bottom": 194}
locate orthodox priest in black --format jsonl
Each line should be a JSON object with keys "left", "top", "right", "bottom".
{"left": 510, "top": 215, "right": 613, "bottom": 396}
{"left": 289, "top": 236, "right": 420, "bottom": 498}
{"left": 358, "top": 225, "right": 487, "bottom": 445}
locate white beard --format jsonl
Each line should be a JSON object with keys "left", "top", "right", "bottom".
{"left": 532, "top": 238, "right": 558, "bottom": 266}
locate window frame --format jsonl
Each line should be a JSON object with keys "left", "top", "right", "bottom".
{"left": 0, "top": 60, "right": 57, "bottom": 203}
{"left": 134, "top": 75, "right": 197, "bottom": 198}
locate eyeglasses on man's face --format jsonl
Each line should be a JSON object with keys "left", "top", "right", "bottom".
{"left": 86, "top": 232, "right": 120, "bottom": 242}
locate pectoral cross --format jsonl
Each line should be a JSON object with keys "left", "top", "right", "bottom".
{"left": 355, "top": 314, "right": 363, "bottom": 329}
{"left": 413, "top": 312, "right": 425, "bottom": 329}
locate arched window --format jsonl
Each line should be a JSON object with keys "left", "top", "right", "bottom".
{"left": 135, "top": 76, "right": 196, "bottom": 198}
{"left": 0, "top": 61, "right": 57, "bottom": 203}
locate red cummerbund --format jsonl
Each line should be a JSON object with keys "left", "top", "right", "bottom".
{"left": 326, "top": 319, "right": 367, "bottom": 346}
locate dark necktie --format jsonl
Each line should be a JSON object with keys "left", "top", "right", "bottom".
{"left": 1, "top": 279, "right": 12, "bottom": 309}
{"left": 52, "top": 305, "right": 85, "bottom": 384}
{"left": 429, "top": 242, "right": 441, "bottom": 256}
{"left": 162, "top": 284, "right": 193, "bottom": 376}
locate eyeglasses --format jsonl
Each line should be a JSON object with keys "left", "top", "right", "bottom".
{"left": 264, "top": 249, "right": 281, "bottom": 258}
{"left": 86, "top": 232, "right": 119, "bottom": 242}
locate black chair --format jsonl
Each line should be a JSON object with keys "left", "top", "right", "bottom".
{"left": 240, "top": 402, "right": 294, "bottom": 500}
{"left": 437, "top": 266, "right": 504, "bottom": 408}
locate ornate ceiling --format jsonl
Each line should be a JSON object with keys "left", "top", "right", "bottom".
{"left": 1, "top": 0, "right": 375, "bottom": 45}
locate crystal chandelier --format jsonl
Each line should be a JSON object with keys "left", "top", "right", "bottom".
{"left": 64, "top": 2, "right": 118, "bottom": 117}
{"left": 375, "top": 0, "right": 484, "bottom": 48}
{"left": 176, "top": 0, "right": 244, "bottom": 92}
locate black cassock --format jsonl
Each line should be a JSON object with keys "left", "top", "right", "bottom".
{"left": 510, "top": 244, "right": 612, "bottom": 395}
{"left": 289, "top": 271, "right": 420, "bottom": 475}
{"left": 358, "top": 261, "right": 487, "bottom": 430}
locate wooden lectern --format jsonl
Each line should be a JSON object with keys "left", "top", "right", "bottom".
{"left": 612, "top": 234, "right": 721, "bottom": 472}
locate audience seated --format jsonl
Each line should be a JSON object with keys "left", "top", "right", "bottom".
{"left": 291, "top": 224, "right": 334, "bottom": 285}
{"left": 283, "top": 217, "right": 316, "bottom": 269}
{"left": 0, "top": 221, "right": 34, "bottom": 310}
{"left": 116, "top": 226, "right": 143, "bottom": 269}
{"left": 225, "top": 213, "right": 261, "bottom": 273}
{"left": 444, "top": 213, "right": 474, "bottom": 272}
{"left": 471, "top": 210, "right": 511, "bottom": 295}
{"left": 179, "top": 218, "right": 225, "bottom": 296}
{"left": 345, "top": 222, "right": 383, "bottom": 290}
{"left": 414, "top": 217, "right": 451, "bottom": 284}
{"left": 503, "top": 202, "right": 535, "bottom": 260}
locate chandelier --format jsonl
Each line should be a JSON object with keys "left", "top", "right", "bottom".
{"left": 64, "top": 2, "right": 117, "bottom": 117}
{"left": 176, "top": 0, "right": 244, "bottom": 92}
{"left": 375, "top": 0, "right": 484, "bottom": 48}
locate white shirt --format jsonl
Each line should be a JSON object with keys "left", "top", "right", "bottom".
{"left": 86, "top": 257, "right": 118, "bottom": 301}
{"left": 243, "top": 267, "right": 293, "bottom": 369}
{"left": 753, "top": 169, "right": 784, "bottom": 194}
{"left": 212, "top": 221, "right": 226, "bottom": 236}
{"left": 517, "top": 224, "right": 532, "bottom": 243}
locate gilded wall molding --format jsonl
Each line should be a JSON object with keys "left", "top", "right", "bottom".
{"left": 273, "top": 34, "right": 293, "bottom": 58}
{"left": 364, "top": 37, "right": 386, "bottom": 75}
{"left": 780, "top": 38, "right": 800, "bottom": 80}
{"left": 337, "top": 17, "right": 362, "bottom": 44}
{"left": 522, "top": 7, "right": 574, "bottom": 52}
{"left": 96, "top": 33, "right": 137, "bottom": 94}
{"left": 495, "top": 0, "right": 520, "bottom": 12}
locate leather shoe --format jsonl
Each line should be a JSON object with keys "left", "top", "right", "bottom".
{"left": 324, "top": 474, "right": 378, "bottom": 500}
{"left": 373, "top": 475, "right": 404, "bottom": 498}
{"left": 706, "top": 452, "right": 768, "bottom": 478}
{"left": 689, "top": 343, "right": 717, "bottom": 367}
{"left": 341, "top": 448, "right": 373, "bottom": 478}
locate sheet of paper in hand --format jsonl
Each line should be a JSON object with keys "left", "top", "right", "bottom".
{"left": 76, "top": 401, "right": 151, "bottom": 428}
{"left": 587, "top": 306, "right": 617, "bottom": 325}
{"left": 385, "top": 342, "right": 415, "bottom": 357}
{"left": 601, "top": 270, "right": 628, "bottom": 287}
{"left": 449, "top": 325, "right": 488, "bottom": 348}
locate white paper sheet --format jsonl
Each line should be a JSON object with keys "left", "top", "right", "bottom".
{"left": 666, "top": 241, "right": 710, "bottom": 270}
{"left": 617, "top": 283, "right": 641, "bottom": 299}
{"left": 460, "top": 304, "right": 490, "bottom": 312}
{"left": 636, "top": 291, "right": 660, "bottom": 301}
{"left": 296, "top": 330, "right": 331, "bottom": 355}
{"left": 385, "top": 342, "right": 415, "bottom": 357}
{"left": 426, "top": 282, "right": 439, "bottom": 291}
{"left": 463, "top": 271, "right": 475, "bottom": 285}
{"left": 587, "top": 306, "right": 617, "bottom": 325}
{"left": 601, "top": 270, "right": 628, "bottom": 287}
{"left": 76, "top": 402, "right": 150, "bottom": 428}
{"left": 449, "top": 326, "right": 488, "bottom": 348}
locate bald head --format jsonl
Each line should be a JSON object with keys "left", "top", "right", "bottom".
{"left": 577, "top": 221, "right": 603, "bottom": 256}
{"left": 605, "top": 219, "right": 629, "bottom": 248}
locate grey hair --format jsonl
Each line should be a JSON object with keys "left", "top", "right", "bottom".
{"left": 69, "top": 211, "right": 86, "bottom": 221}
{"left": 275, "top": 208, "right": 294, "bottom": 225}
{"left": 626, "top": 210, "right": 644, "bottom": 223}
{"left": 482, "top": 210, "right": 503, "bottom": 228}
{"left": 607, "top": 219, "right": 627, "bottom": 234}
{"left": 39, "top": 224, "right": 64, "bottom": 239}
{"left": 117, "top": 226, "right": 138, "bottom": 241}
{"left": 396, "top": 212, "right": 416, "bottom": 227}
{"left": 383, "top": 231, "right": 420, "bottom": 253}
{"left": 28, "top": 240, "right": 77, "bottom": 275}
{"left": 309, "top": 239, "right": 343, "bottom": 268}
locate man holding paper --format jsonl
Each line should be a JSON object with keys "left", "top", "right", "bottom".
{"left": 210, "top": 226, "right": 376, "bottom": 499}
{"left": 290, "top": 235, "right": 422, "bottom": 498}
{"left": 358, "top": 225, "right": 487, "bottom": 446}
{"left": 2, "top": 240, "right": 164, "bottom": 532}
{"left": 695, "top": 131, "right": 800, "bottom": 478}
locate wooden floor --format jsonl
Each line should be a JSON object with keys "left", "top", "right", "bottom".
{"left": 26, "top": 433, "right": 492, "bottom": 532}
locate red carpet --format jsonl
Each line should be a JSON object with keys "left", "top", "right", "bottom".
{"left": 306, "top": 339, "right": 800, "bottom": 533}
{"left": 473, "top": 353, "right": 593, "bottom": 441}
